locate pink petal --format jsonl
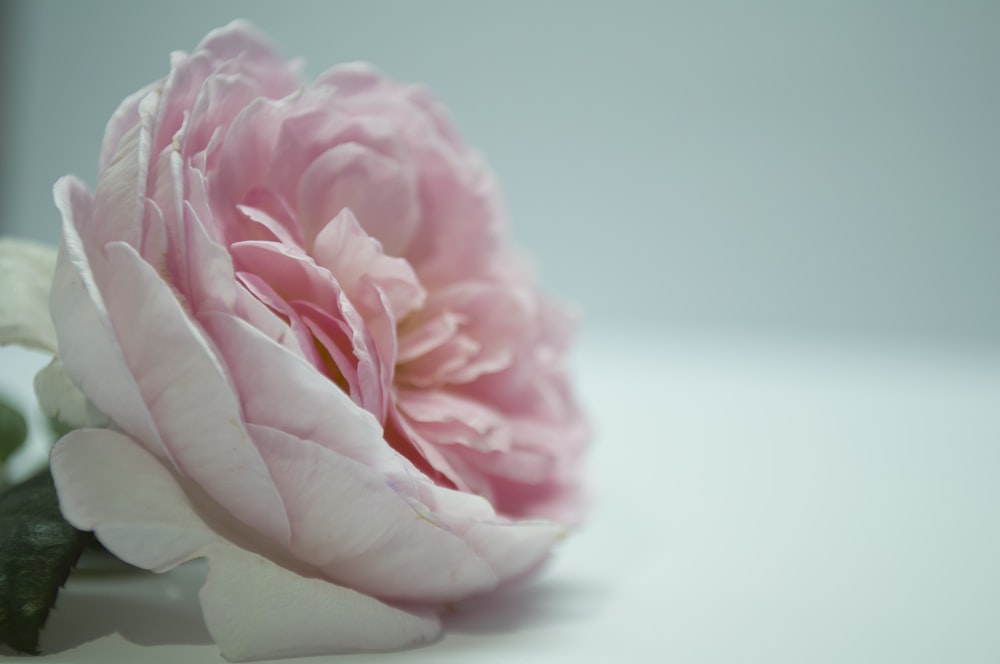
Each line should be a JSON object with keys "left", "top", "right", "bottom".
{"left": 264, "top": 98, "right": 396, "bottom": 224}
{"left": 70, "top": 237, "right": 291, "bottom": 548}
{"left": 210, "top": 98, "right": 289, "bottom": 245}
{"left": 247, "top": 421, "right": 500, "bottom": 602}
{"left": 198, "top": 310, "right": 563, "bottom": 597}
{"left": 396, "top": 310, "right": 463, "bottom": 363}
{"left": 298, "top": 143, "right": 420, "bottom": 256}
{"left": 229, "top": 239, "right": 385, "bottom": 415}
{"left": 90, "top": 109, "right": 153, "bottom": 274}
{"left": 51, "top": 179, "right": 171, "bottom": 462}
{"left": 236, "top": 203, "right": 302, "bottom": 248}
{"left": 388, "top": 406, "right": 480, "bottom": 495}
{"left": 397, "top": 130, "right": 502, "bottom": 287}
{"left": 150, "top": 21, "right": 297, "bottom": 159}
{"left": 396, "top": 282, "right": 526, "bottom": 387}
{"left": 236, "top": 271, "right": 325, "bottom": 372}
{"left": 314, "top": 62, "right": 388, "bottom": 96}
{"left": 198, "top": 309, "right": 401, "bottom": 474}
{"left": 311, "top": 208, "right": 425, "bottom": 318}
{"left": 194, "top": 20, "right": 300, "bottom": 99}
{"left": 396, "top": 388, "right": 512, "bottom": 454}
{"left": 99, "top": 82, "right": 157, "bottom": 173}
{"left": 294, "top": 299, "right": 380, "bottom": 415}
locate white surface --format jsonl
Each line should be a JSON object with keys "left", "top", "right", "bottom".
{"left": 2, "top": 331, "right": 999, "bottom": 663}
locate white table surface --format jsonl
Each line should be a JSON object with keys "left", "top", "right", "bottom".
{"left": 2, "top": 329, "right": 999, "bottom": 663}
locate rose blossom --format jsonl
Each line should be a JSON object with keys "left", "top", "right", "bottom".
{"left": 45, "top": 20, "right": 587, "bottom": 660}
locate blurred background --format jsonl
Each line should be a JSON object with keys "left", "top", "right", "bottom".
{"left": 2, "top": 0, "right": 998, "bottom": 348}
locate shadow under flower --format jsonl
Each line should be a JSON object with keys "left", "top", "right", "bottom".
{"left": 36, "top": 559, "right": 213, "bottom": 655}
{"left": 15, "top": 555, "right": 609, "bottom": 660}
{"left": 443, "top": 572, "right": 611, "bottom": 636}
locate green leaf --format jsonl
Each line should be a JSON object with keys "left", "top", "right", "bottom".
{"left": 0, "top": 396, "right": 28, "bottom": 468}
{"left": 0, "top": 470, "right": 92, "bottom": 654}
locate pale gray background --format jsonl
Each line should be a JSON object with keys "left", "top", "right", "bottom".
{"left": 1, "top": 0, "right": 998, "bottom": 345}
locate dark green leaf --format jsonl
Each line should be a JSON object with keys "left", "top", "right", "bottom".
{"left": 0, "top": 470, "right": 92, "bottom": 654}
{"left": 0, "top": 397, "right": 28, "bottom": 468}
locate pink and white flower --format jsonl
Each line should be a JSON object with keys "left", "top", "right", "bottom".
{"left": 45, "top": 21, "right": 587, "bottom": 660}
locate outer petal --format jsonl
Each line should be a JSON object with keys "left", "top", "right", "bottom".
{"left": 246, "top": 421, "right": 500, "bottom": 602}
{"left": 97, "top": 240, "right": 292, "bottom": 548}
{"left": 51, "top": 186, "right": 291, "bottom": 548}
{"left": 50, "top": 428, "right": 441, "bottom": 661}
{"left": 200, "top": 543, "right": 441, "bottom": 661}
{"left": 52, "top": 429, "right": 217, "bottom": 571}
{"left": 52, "top": 178, "right": 170, "bottom": 459}
{"left": 99, "top": 81, "right": 157, "bottom": 173}
{"left": 0, "top": 236, "right": 58, "bottom": 352}
{"left": 200, "top": 310, "right": 565, "bottom": 596}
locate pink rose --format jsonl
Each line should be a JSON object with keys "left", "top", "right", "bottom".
{"left": 47, "top": 20, "right": 587, "bottom": 660}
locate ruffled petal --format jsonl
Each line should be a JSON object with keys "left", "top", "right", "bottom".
{"left": 51, "top": 194, "right": 291, "bottom": 548}
{"left": 298, "top": 143, "right": 420, "bottom": 256}
{"left": 311, "top": 208, "right": 424, "bottom": 319}
{"left": 199, "top": 310, "right": 565, "bottom": 596}
{"left": 396, "top": 388, "right": 512, "bottom": 454}
{"left": 51, "top": 178, "right": 170, "bottom": 459}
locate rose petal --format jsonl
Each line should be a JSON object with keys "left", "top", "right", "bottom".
{"left": 200, "top": 543, "right": 441, "bottom": 661}
{"left": 229, "top": 238, "right": 386, "bottom": 414}
{"left": 151, "top": 21, "right": 297, "bottom": 160}
{"left": 51, "top": 195, "right": 292, "bottom": 549}
{"left": 247, "top": 421, "right": 501, "bottom": 601}
{"left": 98, "top": 240, "right": 292, "bottom": 547}
{"left": 50, "top": 428, "right": 441, "bottom": 661}
{"left": 99, "top": 81, "right": 158, "bottom": 173}
{"left": 396, "top": 388, "right": 512, "bottom": 453}
{"left": 51, "top": 428, "right": 217, "bottom": 570}
{"left": 265, "top": 103, "right": 396, "bottom": 220}
{"left": 52, "top": 177, "right": 170, "bottom": 459}
{"left": 298, "top": 143, "right": 420, "bottom": 256}
{"left": 90, "top": 99, "right": 154, "bottom": 267}
{"left": 199, "top": 310, "right": 565, "bottom": 596}
{"left": 199, "top": 309, "right": 402, "bottom": 473}
{"left": 311, "top": 208, "right": 424, "bottom": 319}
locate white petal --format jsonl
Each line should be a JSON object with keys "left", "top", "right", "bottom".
{"left": 200, "top": 543, "right": 441, "bottom": 661}
{"left": 50, "top": 428, "right": 441, "bottom": 660}
{"left": 33, "top": 357, "right": 107, "bottom": 429}
{"left": 51, "top": 428, "right": 216, "bottom": 571}
{"left": 0, "top": 237, "right": 58, "bottom": 352}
